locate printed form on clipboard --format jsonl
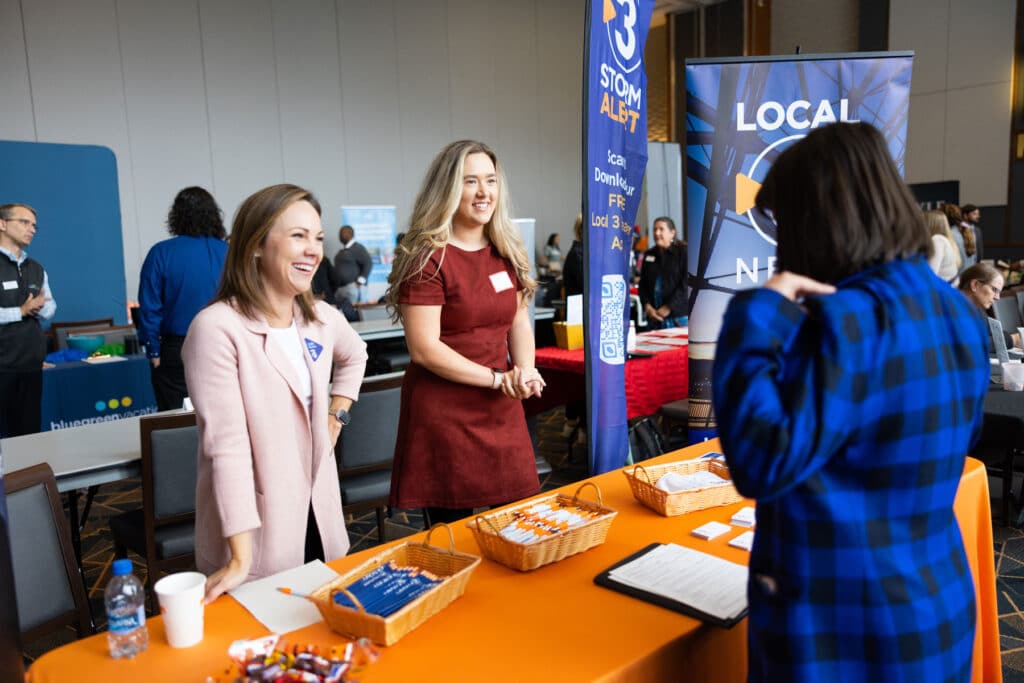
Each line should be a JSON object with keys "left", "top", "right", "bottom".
{"left": 594, "top": 543, "right": 748, "bottom": 627}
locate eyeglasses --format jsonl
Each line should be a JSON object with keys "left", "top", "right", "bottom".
{"left": 984, "top": 282, "right": 1002, "bottom": 296}
{"left": 2, "top": 217, "right": 36, "bottom": 230}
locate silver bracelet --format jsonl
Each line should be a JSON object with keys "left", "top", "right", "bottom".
{"left": 491, "top": 369, "right": 503, "bottom": 390}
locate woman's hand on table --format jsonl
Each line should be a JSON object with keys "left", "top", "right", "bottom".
{"left": 204, "top": 531, "right": 253, "bottom": 604}
{"left": 645, "top": 303, "right": 664, "bottom": 322}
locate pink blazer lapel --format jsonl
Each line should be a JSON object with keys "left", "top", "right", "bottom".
{"left": 296, "top": 314, "right": 329, "bottom": 474}
{"left": 241, "top": 311, "right": 310, "bottom": 421}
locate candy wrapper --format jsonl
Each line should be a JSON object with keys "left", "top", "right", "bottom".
{"left": 207, "top": 634, "right": 379, "bottom": 683}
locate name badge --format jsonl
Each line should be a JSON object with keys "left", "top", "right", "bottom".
{"left": 304, "top": 338, "right": 323, "bottom": 362}
{"left": 645, "top": 255, "right": 656, "bottom": 262}
{"left": 489, "top": 271, "right": 514, "bottom": 293}
{"left": 1, "top": 281, "right": 16, "bottom": 291}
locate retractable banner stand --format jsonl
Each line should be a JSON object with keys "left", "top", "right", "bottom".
{"left": 684, "top": 52, "right": 914, "bottom": 441}
{"left": 583, "top": 0, "right": 655, "bottom": 474}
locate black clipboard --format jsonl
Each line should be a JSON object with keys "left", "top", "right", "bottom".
{"left": 593, "top": 543, "right": 748, "bottom": 628}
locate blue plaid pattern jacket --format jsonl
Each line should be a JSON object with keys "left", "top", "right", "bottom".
{"left": 713, "top": 257, "right": 989, "bottom": 682}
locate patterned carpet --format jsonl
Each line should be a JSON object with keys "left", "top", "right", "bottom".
{"left": 20, "top": 411, "right": 1024, "bottom": 681}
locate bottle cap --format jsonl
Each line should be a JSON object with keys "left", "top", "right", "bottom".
{"left": 112, "top": 558, "right": 133, "bottom": 576}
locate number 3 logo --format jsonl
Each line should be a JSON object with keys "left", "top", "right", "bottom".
{"left": 606, "top": 0, "right": 642, "bottom": 73}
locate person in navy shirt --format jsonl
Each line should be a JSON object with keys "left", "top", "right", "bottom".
{"left": 138, "top": 187, "right": 228, "bottom": 410}
{"left": 713, "top": 123, "right": 989, "bottom": 682}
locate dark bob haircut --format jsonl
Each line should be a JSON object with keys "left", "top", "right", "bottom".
{"left": 167, "top": 186, "right": 227, "bottom": 239}
{"left": 755, "top": 122, "right": 929, "bottom": 284}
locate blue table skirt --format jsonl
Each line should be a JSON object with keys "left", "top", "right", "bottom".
{"left": 41, "top": 355, "right": 157, "bottom": 431}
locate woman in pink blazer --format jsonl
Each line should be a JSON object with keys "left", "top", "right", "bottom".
{"left": 183, "top": 184, "right": 368, "bottom": 603}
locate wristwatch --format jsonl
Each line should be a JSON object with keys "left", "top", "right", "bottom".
{"left": 332, "top": 407, "right": 351, "bottom": 426}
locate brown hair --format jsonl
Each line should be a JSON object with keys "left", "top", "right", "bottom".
{"left": 958, "top": 262, "right": 1001, "bottom": 294}
{"left": 213, "top": 184, "right": 322, "bottom": 324}
{"left": 0, "top": 203, "right": 36, "bottom": 219}
{"left": 755, "top": 122, "right": 929, "bottom": 284}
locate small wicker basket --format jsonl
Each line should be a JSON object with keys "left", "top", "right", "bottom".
{"left": 465, "top": 481, "right": 617, "bottom": 572}
{"left": 624, "top": 458, "right": 742, "bottom": 516}
{"left": 310, "top": 524, "right": 480, "bottom": 645}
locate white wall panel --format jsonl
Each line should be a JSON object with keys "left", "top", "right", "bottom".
{"left": 492, "top": 0, "right": 543, "bottom": 243}
{"left": 199, "top": 0, "right": 283, "bottom": 223}
{"left": 116, "top": 0, "right": 213, "bottom": 296}
{"left": 446, "top": 0, "right": 498, "bottom": 145}
{"left": 271, "top": 0, "right": 348, "bottom": 252}
{"left": 0, "top": 0, "right": 36, "bottom": 141}
{"left": 769, "top": 0, "right": 858, "bottom": 56}
{"left": 21, "top": 0, "right": 138, "bottom": 293}
{"left": 944, "top": 83, "right": 1012, "bottom": 205}
{"left": 337, "top": 0, "right": 402, "bottom": 212}
{"left": 946, "top": 0, "right": 1015, "bottom": 90}
{"left": 393, "top": 0, "right": 452, "bottom": 229}
{"left": 536, "top": 0, "right": 585, "bottom": 246}
{"left": 905, "top": 92, "right": 947, "bottom": 183}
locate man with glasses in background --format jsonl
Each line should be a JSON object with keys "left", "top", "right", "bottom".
{"left": 0, "top": 204, "right": 56, "bottom": 437}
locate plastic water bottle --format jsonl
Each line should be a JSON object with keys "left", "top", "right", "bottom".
{"left": 105, "top": 558, "right": 148, "bottom": 658}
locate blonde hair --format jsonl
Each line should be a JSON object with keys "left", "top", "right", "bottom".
{"left": 924, "top": 209, "right": 961, "bottom": 270}
{"left": 213, "top": 184, "right": 322, "bottom": 324}
{"left": 385, "top": 140, "right": 536, "bottom": 321}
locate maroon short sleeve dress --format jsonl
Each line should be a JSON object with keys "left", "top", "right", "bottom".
{"left": 389, "top": 244, "right": 540, "bottom": 510}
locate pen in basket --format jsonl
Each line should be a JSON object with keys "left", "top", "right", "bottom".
{"left": 276, "top": 586, "right": 330, "bottom": 607}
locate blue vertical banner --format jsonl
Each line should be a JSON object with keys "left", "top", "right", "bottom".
{"left": 684, "top": 52, "right": 914, "bottom": 441}
{"left": 340, "top": 205, "right": 397, "bottom": 304}
{"left": 583, "top": 0, "right": 655, "bottom": 474}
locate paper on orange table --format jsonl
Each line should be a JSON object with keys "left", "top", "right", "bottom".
{"left": 228, "top": 560, "right": 339, "bottom": 634}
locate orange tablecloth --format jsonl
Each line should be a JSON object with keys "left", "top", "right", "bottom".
{"left": 27, "top": 445, "right": 998, "bottom": 682}
{"left": 535, "top": 345, "right": 688, "bottom": 419}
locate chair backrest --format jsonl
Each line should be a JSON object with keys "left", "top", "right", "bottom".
{"left": 51, "top": 318, "right": 115, "bottom": 350}
{"left": 993, "top": 296, "right": 1023, "bottom": 331}
{"left": 61, "top": 323, "right": 135, "bottom": 351}
{"left": 4, "top": 463, "right": 91, "bottom": 643}
{"left": 358, "top": 305, "right": 391, "bottom": 322}
{"left": 337, "top": 372, "right": 403, "bottom": 471}
{"left": 140, "top": 412, "right": 198, "bottom": 527}
{"left": 1016, "top": 290, "right": 1024, "bottom": 325}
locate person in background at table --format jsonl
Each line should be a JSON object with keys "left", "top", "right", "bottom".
{"left": 945, "top": 203, "right": 976, "bottom": 272}
{"left": 961, "top": 203, "right": 983, "bottom": 263}
{"left": 958, "top": 261, "right": 1018, "bottom": 348}
{"left": 713, "top": 122, "right": 988, "bottom": 682}
{"left": 0, "top": 203, "right": 56, "bottom": 437}
{"left": 385, "top": 140, "right": 544, "bottom": 527}
{"left": 638, "top": 216, "right": 687, "bottom": 329}
{"left": 332, "top": 224, "right": 372, "bottom": 305}
{"left": 541, "top": 233, "right": 562, "bottom": 277}
{"left": 137, "top": 187, "right": 228, "bottom": 411}
{"left": 925, "top": 209, "right": 960, "bottom": 283}
{"left": 183, "top": 184, "right": 368, "bottom": 602}
{"left": 560, "top": 213, "right": 586, "bottom": 442}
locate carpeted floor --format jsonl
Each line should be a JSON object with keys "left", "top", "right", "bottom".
{"left": 21, "top": 409, "right": 1024, "bottom": 681}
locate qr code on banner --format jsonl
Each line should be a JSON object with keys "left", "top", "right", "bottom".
{"left": 599, "top": 274, "right": 626, "bottom": 365}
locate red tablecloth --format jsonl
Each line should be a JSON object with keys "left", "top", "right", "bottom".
{"left": 534, "top": 346, "right": 688, "bottom": 419}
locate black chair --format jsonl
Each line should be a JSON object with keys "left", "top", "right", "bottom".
{"left": 4, "top": 463, "right": 92, "bottom": 645}
{"left": 337, "top": 372, "right": 403, "bottom": 542}
{"left": 978, "top": 391, "right": 1024, "bottom": 525}
{"left": 658, "top": 399, "right": 689, "bottom": 449}
{"left": 109, "top": 412, "right": 198, "bottom": 595}
{"left": 992, "top": 296, "right": 1023, "bottom": 335}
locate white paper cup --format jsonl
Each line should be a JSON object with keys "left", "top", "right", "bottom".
{"left": 154, "top": 571, "right": 205, "bottom": 648}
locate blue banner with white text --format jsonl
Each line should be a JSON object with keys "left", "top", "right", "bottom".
{"left": 584, "top": 0, "right": 655, "bottom": 474}
{"left": 684, "top": 52, "right": 914, "bottom": 441}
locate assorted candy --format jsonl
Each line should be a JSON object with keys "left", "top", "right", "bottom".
{"left": 207, "top": 634, "right": 379, "bottom": 683}
{"left": 498, "top": 501, "right": 601, "bottom": 544}
{"left": 331, "top": 561, "right": 444, "bottom": 617}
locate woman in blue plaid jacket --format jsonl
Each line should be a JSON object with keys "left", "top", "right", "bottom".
{"left": 713, "top": 122, "right": 990, "bottom": 682}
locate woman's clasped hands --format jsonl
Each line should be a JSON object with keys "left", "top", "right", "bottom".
{"left": 498, "top": 366, "right": 545, "bottom": 400}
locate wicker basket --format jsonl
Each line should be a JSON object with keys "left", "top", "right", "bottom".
{"left": 624, "top": 458, "right": 742, "bottom": 516}
{"left": 465, "top": 482, "right": 617, "bottom": 571}
{"left": 310, "top": 524, "right": 480, "bottom": 645}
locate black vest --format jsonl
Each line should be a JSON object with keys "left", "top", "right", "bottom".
{"left": 0, "top": 252, "right": 46, "bottom": 371}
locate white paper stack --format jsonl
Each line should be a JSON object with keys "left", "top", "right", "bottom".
{"left": 606, "top": 543, "right": 747, "bottom": 622}
{"left": 730, "top": 506, "right": 756, "bottom": 528}
{"left": 728, "top": 531, "right": 755, "bottom": 552}
{"left": 691, "top": 521, "right": 732, "bottom": 540}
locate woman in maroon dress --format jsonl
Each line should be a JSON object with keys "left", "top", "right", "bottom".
{"left": 385, "top": 140, "right": 545, "bottom": 525}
